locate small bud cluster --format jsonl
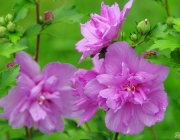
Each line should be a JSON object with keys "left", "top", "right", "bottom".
{"left": 129, "top": 19, "right": 151, "bottom": 45}
{"left": 0, "top": 13, "right": 23, "bottom": 44}
{"left": 39, "top": 11, "right": 54, "bottom": 27}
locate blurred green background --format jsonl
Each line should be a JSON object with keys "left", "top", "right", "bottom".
{"left": 0, "top": 0, "right": 180, "bottom": 140}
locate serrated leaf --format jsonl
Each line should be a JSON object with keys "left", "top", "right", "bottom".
{"left": 148, "top": 34, "right": 180, "bottom": 51}
{"left": 0, "top": 43, "right": 27, "bottom": 57}
{"left": 13, "top": 0, "right": 35, "bottom": 22}
{"left": 53, "top": 6, "right": 84, "bottom": 24}
{"left": 6, "top": 31, "right": 23, "bottom": 44}
{"left": 146, "top": 54, "right": 180, "bottom": 68}
{"left": 173, "top": 18, "right": 180, "bottom": 32}
{"left": 170, "top": 50, "right": 180, "bottom": 64}
{"left": 23, "top": 24, "right": 42, "bottom": 37}
{"left": 0, "top": 65, "right": 20, "bottom": 98}
{"left": 148, "top": 22, "right": 167, "bottom": 40}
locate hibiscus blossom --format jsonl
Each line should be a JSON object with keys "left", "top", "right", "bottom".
{"left": 76, "top": 0, "right": 134, "bottom": 63}
{"left": 73, "top": 42, "right": 169, "bottom": 134}
{"left": 0, "top": 52, "right": 80, "bottom": 134}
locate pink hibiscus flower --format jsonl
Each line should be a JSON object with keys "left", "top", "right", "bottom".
{"left": 0, "top": 52, "right": 80, "bottom": 134}
{"left": 76, "top": 0, "right": 134, "bottom": 63}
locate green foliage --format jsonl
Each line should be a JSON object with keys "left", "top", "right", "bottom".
{"left": 6, "top": 31, "right": 23, "bottom": 43}
{"left": 173, "top": 18, "right": 180, "bottom": 32}
{"left": 23, "top": 24, "right": 42, "bottom": 37}
{"left": 146, "top": 54, "right": 180, "bottom": 68}
{"left": 53, "top": 6, "right": 84, "bottom": 24}
{"left": 148, "top": 34, "right": 180, "bottom": 51}
{"left": 12, "top": 0, "right": 35, "bottom": 22}
{"left": 147, "top": 22, "right": 167, "bottom": 40}
{"left": 0, "top": 43, "right": 27, "bottom": 57}
{"left": 0, "top": 65, "right": 19, "bottom": 98}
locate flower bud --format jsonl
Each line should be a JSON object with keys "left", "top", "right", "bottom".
{"left": 166, "top": 17, "right": 174, "bottom": 26}
{"left": 0, "top": 26, "right": 7, "bottom": 37}
{"left": 7, "top": 22, "right": 16, "bottom": 32}
{"left": 130, "top": 33, "right": 137, "bottom": 42}
{"left": 5, "top": 14, "right": 13, "bottom": 23}
{"left": 6, "top": 62, "right": 16, "bottom": 69}
{"left": 137, "top": 19, "right": 150, "bottom": 35}
{"left": 0, "top": 38, "right": 9, "bottom": 44}
{"left": 0, "top": 17, "right": 6, "bottom": 26}
{"left": 44, "top": 11, "right": 54, "bottom": 25}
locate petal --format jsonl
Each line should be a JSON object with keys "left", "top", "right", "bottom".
{"left": 121, "top": 0, "right": 134, "bottom": 17}
{"left": 96, "top": 74, "right": 115, "bottom": 86}
{"left": 15, "top": 52, "right": 40, "bottom": 78}
{"left": 42, "top": 62, "right": 76, "bottom": 88}
{"left": 105, "top": 103, "right": 134, "bottom": 133}
{"left": 92, "top": 54, "right": 105, "bottom": 73}
{"left": 29, "top": 101, "right": 46, "bottom": 122}
{"left": 84, "top": 79, "right": 106, "bottom": 99}
{"left": 105, "top": 42, "right": 139, "bottom": 75}
{"left": 78, "top": 104, "right": 98, "bottom": 126}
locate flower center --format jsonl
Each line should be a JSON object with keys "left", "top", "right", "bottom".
{"left": 38, "top": 95, "right": 45, "bottom": 105}
{"left": 123, "top": 83, "right": 135, "bottom": 94}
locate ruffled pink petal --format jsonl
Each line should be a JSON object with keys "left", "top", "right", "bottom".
{"left": 15, "top": 52, "right": 40, "bottom": 79}
{"left": 121, "top": 0, "right": 134, "bottom": 17}
{"left": 78, "top": 104, "right": 98, "bottom": 126}
{"left": 92, "top": 54, "right": 105, "bottom": 73}
{"left": 105, "top": 103, "right": 134, "bottom": 133}
{"left": 84, "top": 79, "right": 106, "bottom": 99}
{"left": 42, "top": 62, "right": 76, "bottom": 88}
{"left": 29, "top": 101, "right": 46, "bottom": 122}
{"left": 105, "top": 42, "right": 139, "bottom": 75}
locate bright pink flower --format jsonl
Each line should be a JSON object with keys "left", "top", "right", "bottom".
{"left": 0, "top": 52, "right": 80, "bottom": 134}
{"left": 70, "top": 55, "right": 107, "bottom": 126}
{"left": 74, "top": 42, "right": 169, "bottom": 134}
{"left": 76, "top": 0, "right": 134, "bottom": 63}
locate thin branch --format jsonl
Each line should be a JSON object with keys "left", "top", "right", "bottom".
{"left": 85, "top": 122, "right": 91, "bottom": 132}
{"left": 164, "top": 0, "right": 170, "bottom": 17}
{"left": 114, "top": 132, "right": 119, "bottom": 140}
{"left": 34, "top": 0, "right": 41, "bottom": 62}
{"left": 6, "top": 131, "right": 10, "bottom": 140}
{"left": 149, "top": 127, "right": 157, "bottom": 140}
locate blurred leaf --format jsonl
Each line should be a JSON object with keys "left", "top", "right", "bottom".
{"left": 148, "top": 34, "right": 180, "bottom": 51}
{"left": 52, "top": 0, "right": 57, "bottom": 1}
{"left": 173, "top": 18, "right": 180, "bottom": 32}
{"left": 0, "top": 43, "right": 27, "bottom": 57}
{"left": 23, "top": 24, "right": 42, "bottom": 37}
{"left": 146, "top": 54, "right": 180, "bottom": 68}
{"left": 88, "top": 132, "right": 108, "bottom": 140}
{"left": 12, "top": 0, "right": 35, "bottom": 22}
{"left": 53, "top": 5, "right": 84, "bottom": 24}
{"left": 6, "top": 31, "right": 23, "bottom": 44}
{"left": 0, "top": 65, "right": 19, "bottom": 98}
{"left": 147, "top": 22, "right": 167, "bottom": 40}
{"left": 170, "top": 49, "right": 180, "bottom": 64}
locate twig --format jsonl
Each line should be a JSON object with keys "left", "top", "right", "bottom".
{"left": 149, "top": 127, "right": 157, "bottom": 140}
{"left": 164, "top": 0, "right": 170, "bottom": 17}
{"left": 85, "top": 122, "right": 91, "bottom": 132}
{"left": 114, "top": 132, "right": 119, "bottom": 140}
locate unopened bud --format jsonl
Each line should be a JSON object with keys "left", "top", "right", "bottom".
{"left": 7, "top": 22, "right": 16, "bottom": 32}
{"left": 0, "top": 38, "right": 9, "bottom": 44}
{"left": 15, "top": 26, "right": 23, "bottom": 33}
{"left": 6, "top": 62, "right": 16, "bottom": 69}
{"left": 0, "top": 17, "right": 6, "bottom": 26}
{"left": 130, "top": 33, "right": 137, "bottom": 41}
{"left": 142, "top": 50, "right": 159, "bottom": 58}
{"left": 5, "top": 14, "right": 13, "bottom": 23}
{"left": 166, "top": 17, "right": 174, "bottom": 26}
{"left": 0, "top": 26, "right": 7, "bottom": 37}
{"left": 44, "top": 11, "right": 54, "bottom": 25}
{"left": 137, "top": 19, "right": 150, "bottom": 35}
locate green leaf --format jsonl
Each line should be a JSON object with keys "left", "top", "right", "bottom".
{"left": 13, "top": 0, "right": 35, "bottom": 22}
{"left": 146, "top": 54, "right": 180, "bottom": 68}
{"left": 53, "top": 6, "right": 84, "bottom": 24}
{"left": 173, "top": 18, "right": 180, "bottom": 32}
{"left": 23, "top": 24, "right": 42, "bottom": 37}
{"left": 6, "top": 31, "right": 23, "bottom": 44}
{"left": 148, "top": 34, "right": 180, "bottom": 51}
{"left": 0, "top": 65, "right": 20, "bottom": 98}
{"left": 147, "top": 22, "right": 167, "bottom": 40}
{"left": 0, "top": 43, "right": 27, "bottom": 57}
{"left": 170, "top": 49, "right": 180, "bottom": 64}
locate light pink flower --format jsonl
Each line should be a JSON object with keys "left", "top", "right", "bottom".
{"left": 73, "top": 42, "right": 169, "bottom": 134}
{"left": 0, "top": 52, "right": 80, "bottom": 134}
{"left": 76, "top": 0, "right": 134, "bottom": 63}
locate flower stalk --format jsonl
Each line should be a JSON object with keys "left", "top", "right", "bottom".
{"left": 114, "top": 132, "right": 119, "bottom": 140}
